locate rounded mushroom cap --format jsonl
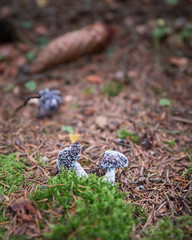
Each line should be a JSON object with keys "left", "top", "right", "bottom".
{"left": 57, "top": 147, "right": 75, "bottom": 169}
{"left": 70, "top": 142, "right": 82, "bottom": 157}
{"left": 57, "top": 142, "right": 82, "bottom": 170}
{"left": 101, "top": 150, "right": 128, "bottom": 170}
{"left": 39, "top": 88, "right": 63, "bottom": 116}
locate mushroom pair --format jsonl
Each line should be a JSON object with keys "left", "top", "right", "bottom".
{"left": 57, "top": 142, "right": 128, "bottom": 185}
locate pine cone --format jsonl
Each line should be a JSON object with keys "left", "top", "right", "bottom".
{"left": 30, "top": 23, "right": 113, "bottom": 74}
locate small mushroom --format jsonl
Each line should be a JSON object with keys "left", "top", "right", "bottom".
{"left": 101, "top": 150, "right": 128, "bottom": 185}
{"left": 57, "top": 142, "right": 88, "bottom": 178}
{"left": 38, "top": 88, "right": 62, "bottom": 117}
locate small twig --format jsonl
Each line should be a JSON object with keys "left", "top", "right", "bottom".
{"left": 14, "top": 95, "right": 41, "bottom": 115}
{"left": 173, "top": 116, "right": 192, "bottom": 124}
{"left": 172, "top": 108, "right": 192, "bottom": 116}
{"left": 163, "top": 191, "right": 176, "bottom": 215}
{"left": 0, "top": 181, "right": 10, "bottom": 188}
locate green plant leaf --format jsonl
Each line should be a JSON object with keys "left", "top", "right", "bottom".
{"left": 5, "top": 84, "right": 14, "bottom": 92}
{"left": 25, "top": 81, "right": 37, "bottom": 91}
{"left": 38, "top": 36, "right": 50, "bottom": 48}
{"left": 61, "top": 126, "right": 74, "bottom": 133}
{"left": 21, "top": 21, "right": 33, "bottom": 29}
{"left": 164, "top": 0, "right": 178, "bottom": 5}
{"left": 102, "top": 82, "right": 123, "bottom": 97}
{"left": 159, "top": 98, "right": 172, "bottom": 106}
{"left": 168, "top": 140, "right": 176, "bottom": 148}
{"left": 0, "top": 54, "right": 4, "bottom": 62}
{"left": 26, "top": 51, "right": 36, "bottom": 62}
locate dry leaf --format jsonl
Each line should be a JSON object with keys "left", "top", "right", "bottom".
{"left": 69, "top": 133, "right": 80, "bottom": 143}
{"left": 36, "top": 0, "right": 47, "bottom": 7}
{"left": 10, "top": 199, "right": 36, "bottom": 222}
{"left": 169, "top": 57, "right": 189, "bottom": 67}
{"left": 84, "top": 107, "right": 96, "bottom": 116}
{"left": 34, "top": 25, "right": 49, "bottom": 35}
{"left": 86, "top": 75, "right": 103, "bottom": 83}
{"left": 30, "top": 23, "right": 114, "bottom": 73}
{"left": 95, "top": 115, "right": 107, "bottom": 129}
{"left": 14, "top": 56, "right": 26, "bottom": 67}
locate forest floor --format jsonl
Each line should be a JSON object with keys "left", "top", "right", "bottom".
{"left": 0, "top": 0, "right": 192, "bottom": 239}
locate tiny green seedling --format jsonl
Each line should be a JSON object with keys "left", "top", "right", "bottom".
{"left": 21, "top": 21, "right": 33, "bottom": 29}
{"left": 82, "top": 86, "right": 95, "bottom": 97}
{"left": 26, "top": 51, "right": 36, "bottom": 62}
{"left": 25, "top": 80, "right": 37, "bottom": 91}
{"left": 5, "top": 84, "right": 14, "bottom": 92}
{"left": 159, "top": 98, "right": 172, "bottom": 107}
{"left": 152, "top": 19, "right": 170, "bottom": 63}
{"left": 168, "top": 140, "right": 176, "bottom": 148}
{"left": 61, "top": 126, "right": 74, "bottom": 133}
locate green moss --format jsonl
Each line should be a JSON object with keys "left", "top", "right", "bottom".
{"left": 31, "top": 171, "right": 145, "bottom": 240}
{"left": 0, "top": 153, "right": 27, "bottom": 239}
{"left": 0, "top": 153, "right": 26, "bottom": 195}
{"left": 143, "top": 216, "right": 192, "bottom": 240}
{"left": 1, "top": 154, "right": 191, "bottom": 240}
{"left": 117, "top": 128, "right": 139, "bottom": 144}
{"left": 102, "top": 82, "right": 123, "bottom": 97}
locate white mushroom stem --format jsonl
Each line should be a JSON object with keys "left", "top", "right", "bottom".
{"left": 102, "top": 168, "right": 116, "bottom": 185}
{"left": 73, "top": 162, "right": 88, "bottom": 178}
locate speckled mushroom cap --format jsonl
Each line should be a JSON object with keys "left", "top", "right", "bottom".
{"left": 39, "top": 88, "right": 62, "bottom": 116}
{"left": 57, "top": 142, "right": 82, "bottom": 170}
{"left": 70, "top": 142, "right": 82, "bottom": 157}
{"left": 101, "top": 150, "right": 128, "bottom": 170}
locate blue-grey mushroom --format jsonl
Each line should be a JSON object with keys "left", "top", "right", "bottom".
{"left": 57, "top": 142, "right": 88, "bottom": 178}
{"left": 101, "top": 150, "right": 128, "bottom": 185}
{"left": 39, "top": 88, "right": 62, "bottom": 117}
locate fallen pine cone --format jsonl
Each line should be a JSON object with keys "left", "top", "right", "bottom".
{"left": 30, "top": 23, "right": 115, "bottom": 74}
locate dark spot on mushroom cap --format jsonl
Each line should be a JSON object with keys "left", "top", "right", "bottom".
{"left": 101, "top": 150, "right": 128, "bottom": 170}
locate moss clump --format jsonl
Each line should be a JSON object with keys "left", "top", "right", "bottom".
{"left": 102, "top": 82, "right": 123, "bottom": 97}
{"left": 117, "top": 128, "right": 139, "bottom": 144}
{"left": 31, "top": 171, "right": 145, "bottom": 240}
{"left": 0, "top": 153, "right": 26, "bottom": 195}
{"left": 0, "top": 153, "right": 26, "bottom": 240}
{"left": 143, "top": 215, "right": 192, "bottom": 240}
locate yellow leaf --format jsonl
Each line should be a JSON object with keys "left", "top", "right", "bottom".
{"left": 36, "top": 0, "right": 47, "bottom": 7}
{"left": 69, "top": 133, "right": 80, "bottom": 144}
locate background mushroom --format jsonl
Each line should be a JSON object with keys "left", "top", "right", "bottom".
{"left": 38, "top": 88, "right": 62, "bottom": 118}
{"left": 101, "top": 150, "right": 128, "bottom": 185}
{"left": 57, "top": 142, "right": 88, "bottom": 178}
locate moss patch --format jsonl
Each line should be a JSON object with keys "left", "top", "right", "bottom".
{"left": 31, "top": 170, "right": 145, "bottom": 240}
{"left": 143, "top": 215, "right": 192, "bottom": 240}
{"left": 0, "top": 153, "right": 27, "bottom": 240}
{"left": 0, "top": 153, "right": 191, "bottom": 240}
{"left": 0, "top": 153, "right": 26, "bottom": 195}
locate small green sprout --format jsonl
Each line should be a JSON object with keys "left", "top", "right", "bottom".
{"left": 61, "top": 126, "right": 74, "bottom": 133}
{"left": 25, "top": 80, "right": 37, "bottom": 91}
{"left": 168, "top": 140, "right": 176, "bottom": 148}
{"left": 159, "top": 98, "right": 172, "bottom": 106}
